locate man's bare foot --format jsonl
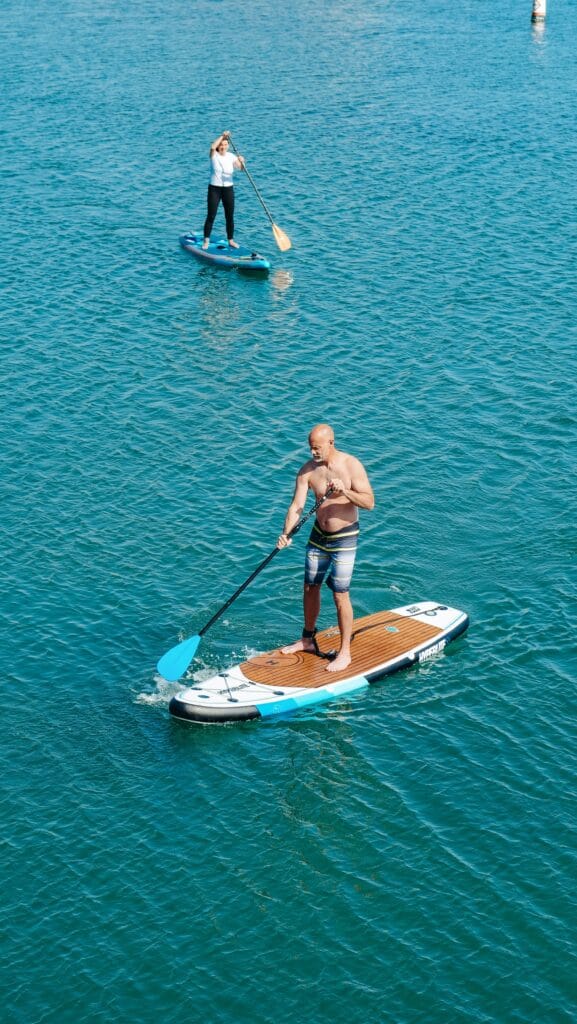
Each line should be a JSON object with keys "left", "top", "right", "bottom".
{"left": 280, "top": 637, "right": 317, "bottom": 655}
{"left": 202, "top": 238, "right": 210, "bottom": 250}
{"left": 326, "top": 650, "right": 351, "bottom": 673}
{"left": 228, "top": 239, "right": 239, "bottom": 249}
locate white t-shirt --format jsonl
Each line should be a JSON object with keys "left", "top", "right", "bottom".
{"left": 209, "top": 152, "right": 237, "bottom": 187}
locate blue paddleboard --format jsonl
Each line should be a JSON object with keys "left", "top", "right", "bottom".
{"left": 179, "top": 232, "right": 270, "bottom": 272}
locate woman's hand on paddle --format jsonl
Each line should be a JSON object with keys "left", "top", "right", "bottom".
{"left": 277, "top": 533, "right": 292, "bottom": 549}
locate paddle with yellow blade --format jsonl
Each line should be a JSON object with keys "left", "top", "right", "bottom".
{"left": 228, "top": 136, "right": 292, "bottom": 252}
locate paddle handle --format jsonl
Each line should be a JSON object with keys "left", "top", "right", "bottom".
{"left": 198, "top": 489, "right": 331, "bottom": 638}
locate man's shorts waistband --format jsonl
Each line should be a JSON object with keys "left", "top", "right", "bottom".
{"left": 308, "top": 519, "right": 360, "bottom": 552}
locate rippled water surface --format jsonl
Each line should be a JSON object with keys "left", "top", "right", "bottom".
{"left": 2, "top": 1, "right": 576, "bottom": 1022}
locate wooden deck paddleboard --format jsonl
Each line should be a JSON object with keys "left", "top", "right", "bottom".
{"left": 168, "top": 601, "right": 469, "bottom": 724}
{"left": 179, "top": 232, "right": 270, "bottom": 272}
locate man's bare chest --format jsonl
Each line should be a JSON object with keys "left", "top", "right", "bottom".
{"left": 310, "top": 461, "right": 351, "bottom": 493}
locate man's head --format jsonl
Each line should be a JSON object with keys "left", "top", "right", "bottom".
{"left": 309, "top": 424, "right": 335, "bottom": 463}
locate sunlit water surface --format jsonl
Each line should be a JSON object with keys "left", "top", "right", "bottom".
{"left": 2, "top": 1, "right": 576, "bottom": 1022}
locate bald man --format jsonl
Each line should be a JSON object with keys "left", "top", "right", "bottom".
{"left": 277, "top": 424, "right": 374, "bottom": 672}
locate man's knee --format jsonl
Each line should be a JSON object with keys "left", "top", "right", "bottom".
{"left": 304, "top": 583, "right": 321, "bottom": 596}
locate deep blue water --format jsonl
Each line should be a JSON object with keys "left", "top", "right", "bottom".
{"left": 2, "top": 1, "right": 576, "bottom": 1022}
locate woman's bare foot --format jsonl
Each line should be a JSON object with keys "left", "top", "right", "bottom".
{"left": 228, "top": 239, "right": 240, "bottom": 249}
{"left": 281, "top": 637, "right": 317, "bottom": 655}
{"left": 325, "top": 650, "right": 351, "bottom": 673}
{"left": 202, "top": 238, "right": 210, "bottom": 250}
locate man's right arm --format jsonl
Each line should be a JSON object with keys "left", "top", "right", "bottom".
{"left": 277, "top": 472, "right": 309, "bottom": 548}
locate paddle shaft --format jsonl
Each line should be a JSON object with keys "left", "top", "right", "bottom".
{"left": 228, "top": 137, "right": 278, "bottom": 229}
{"left": 197, "top": 489, "right": 332, "bottom": 639}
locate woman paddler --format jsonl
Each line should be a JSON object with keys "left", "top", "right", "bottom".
{"left": 202, "top": 131, "right": 245, "bottom": 250}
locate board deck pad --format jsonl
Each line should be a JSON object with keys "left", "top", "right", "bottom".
{"left": 179, "top": 232, "right": 271, "bottom": 271}
{"left": 241, "top": 609, "right": 444, "bottom": 688}
{"left": 168, "top": 602, "right": 469, "bottom": 725}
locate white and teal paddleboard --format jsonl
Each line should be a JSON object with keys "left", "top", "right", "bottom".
{"left": 179, "top": 232, "right": 270, "bottom": 272}
{"left": 168, "top": 601, "right": 469, "bottom": 725}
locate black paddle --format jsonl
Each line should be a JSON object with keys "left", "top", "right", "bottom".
{"left": 157, "top": 488, "right": 332, "bottom": 681}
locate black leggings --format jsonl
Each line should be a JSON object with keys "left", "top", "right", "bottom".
{"left": 203, "top": 185, "right": 235, "bottom": 240}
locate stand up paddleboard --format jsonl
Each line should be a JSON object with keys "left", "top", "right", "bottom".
{"left": 168, "top": 601, "right": 469, "bottom": 725}
{"left": 179, "top": 232, "right": 271, "bottom": 272}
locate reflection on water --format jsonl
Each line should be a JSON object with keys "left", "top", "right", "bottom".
{"left": 196, "top": 270, "right": 246, "bottom": 347}
{"left": 271, "top": 268, "right": 295, "bottom": 293}
{"left": 193, "top": 266, "right": 295, "bottom": 347}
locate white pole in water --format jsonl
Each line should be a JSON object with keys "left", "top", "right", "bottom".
{"left": 531, "top": 0, "right": 546, "bottom": 22}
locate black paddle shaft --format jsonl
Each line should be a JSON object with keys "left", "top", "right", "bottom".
{"left": 198, "top": 489, "right": 332, "bottom": 638}
{"left": 227, "top": 137, "right": 275, "bottom": 226}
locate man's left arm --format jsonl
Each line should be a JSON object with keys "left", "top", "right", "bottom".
{"left": 330, "top": 459, "right": 374, "bottom": 510}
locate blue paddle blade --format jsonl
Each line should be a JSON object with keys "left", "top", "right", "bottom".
{"left": 156, "top": 634, "right": 201, "bottom": 682}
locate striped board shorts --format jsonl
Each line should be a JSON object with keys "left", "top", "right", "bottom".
{"left": 304, "top": 519, "right": 360, "bottom": 593}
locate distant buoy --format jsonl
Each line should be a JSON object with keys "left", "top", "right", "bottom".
{"left": 531, "top": 0, "right": 546, "bottom": 21}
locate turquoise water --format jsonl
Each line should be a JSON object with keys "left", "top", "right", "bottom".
{"left": 2, "top": 0, "right": 576, "bottom": 1021}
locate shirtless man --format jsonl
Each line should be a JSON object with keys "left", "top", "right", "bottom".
{"left": 277, "top": 424, "right": 374, "bottom": 672}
